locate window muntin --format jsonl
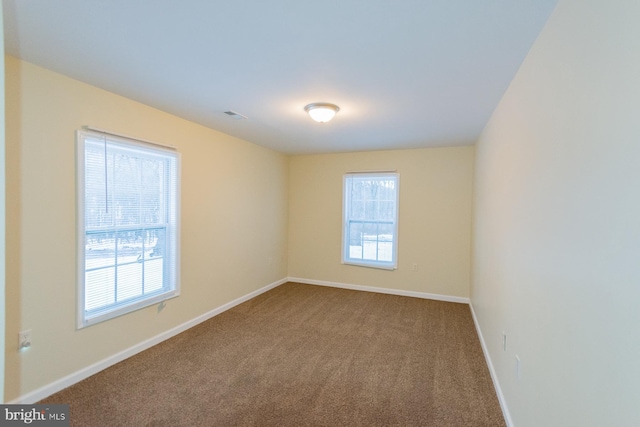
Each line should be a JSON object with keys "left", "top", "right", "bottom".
{"left": 342, "top": 173, "right": 399, "bottom": 269}
{"left": 77, "top": 130, "right": 180, "bottom": 328}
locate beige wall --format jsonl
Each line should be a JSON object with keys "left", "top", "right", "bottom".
{"left": 288, "top": 147, "right": 474, "bottom": 298}
{"left": 472, "top": 1, "right": 640, "bottom": 425}
{"left": 0, "top": 5, "right": 5, "bottom": 404}
{"left": 5, "top": 56, "right": 289, "bottom": 401}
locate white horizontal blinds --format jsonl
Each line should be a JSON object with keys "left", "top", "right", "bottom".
{"left": 344, "top": 173, "right": 398, "bottom": 268}
{"left": 81, "top": 130, "right": 179, "bottom": 325}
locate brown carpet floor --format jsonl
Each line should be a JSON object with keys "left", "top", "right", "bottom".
{"left": 40, "top": 282, "right": 505, "bottom": 426}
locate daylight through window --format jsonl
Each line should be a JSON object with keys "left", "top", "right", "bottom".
{"left": 342, "top": 172, "right": 399, "bottom": 269}
{"left": 77, "top": 129, "right": 180, "bottom": 328}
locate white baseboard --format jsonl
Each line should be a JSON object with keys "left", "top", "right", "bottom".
{"left": 10, "top": 277, "right": 288, "bottom": 404}
{"left": 287, "top": 277, "right": 470, "bottom": 304}
{"left": 469, "top": 303, "right": 513, "bottom": 427}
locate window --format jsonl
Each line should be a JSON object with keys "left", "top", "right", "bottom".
{"left": 342, "top": 172, "right": 399, "bottom": 269}
{"left": 77, "top": 129, "right": 180, "bottom": 328}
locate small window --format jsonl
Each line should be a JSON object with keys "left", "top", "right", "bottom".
{"left": 76, "top": 129, "right": 180, "bottom": 328}
{"left": 342, "top": 173, "right": 399, "bottom": 269}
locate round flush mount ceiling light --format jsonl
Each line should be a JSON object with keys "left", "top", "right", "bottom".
{"left": 304, "top": 102, "right": 340, "bottom": 123}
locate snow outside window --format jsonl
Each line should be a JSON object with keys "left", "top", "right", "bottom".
{"left": 342, "top": 173, "right": 399, "bottom": 270}
{"left": 76, "top": 129, "right": 180, "bottom": 328}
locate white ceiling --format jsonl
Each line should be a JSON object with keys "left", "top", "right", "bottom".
{"left": 3, "top": 0, "right": 557, "bottom": 154}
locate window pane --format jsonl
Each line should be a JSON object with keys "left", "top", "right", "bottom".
{"left": 364, "top": 200, "right": 376, "bottom": 220}
{"left": 113, "top": 152, "right": 141, "bottom": 226}
{"left": 377, "top": 222, "right": 394, "bottom": 262}
{"left": 348, "top": 221, "right": 364, "bottom": 260}
{"left": 86, "top": 267, "right": 115, "bottom": 311}
{"left": 86, "top": 231, "right": 115, "bottom": 269}
{"left": 361, "top": 222, "right": 378, "bottom": 261}
{"left": 145, "top": 228, "right": 165, "bottom": 293}
{"left": 141, "top": 159, "right": 164, "bottom": 224}
{"left": 85, "top": 140, "right": 113, "bottom": 228}
{"left": 85, "top": 231, "right": 115, "bottom": 311}
{"left": 145, "top": 258, "right": 164, "bottom": 293}
{"left": 117, "top": 261, "right": 143, "bottom": 301}
{"left": 116, "top": 231, "right": 143, "bottom": 264}
{"left": 350, "top": 199, "right": 365, "bottom": 220}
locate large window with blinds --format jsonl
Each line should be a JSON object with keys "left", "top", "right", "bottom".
{"left": 342, "top": 172, "right": 399, "bottom": 269}
{"left": 76, "top": 129, "right": 180, "bottom": 328}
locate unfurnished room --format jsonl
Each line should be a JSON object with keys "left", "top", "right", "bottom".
{"left": 1, "top": 1, "right": 639, "bottom": 426}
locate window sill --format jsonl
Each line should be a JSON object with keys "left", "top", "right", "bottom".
{"left": 342, "top": 260, "right": 397, "bottom": 271}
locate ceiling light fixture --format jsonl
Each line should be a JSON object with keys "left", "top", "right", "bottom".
{"left": 304, "top": 103, "right": 340, "bottom": 123}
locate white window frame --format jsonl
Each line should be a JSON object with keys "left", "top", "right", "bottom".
{"left": 342, "top": 172, "right": 399, "bottom": 270}
{"left": 76, "top": 129, "right": 180, "bottom": 328}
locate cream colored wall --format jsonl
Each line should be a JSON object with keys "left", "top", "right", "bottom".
{"left": 472, "top": 1, "right": 640, "bottom": 425}
{"left": 288, "top": 147, "right": 474, "bottom": 298}
{"left": 0, "top": 5, "right": 6, "bottom": 404}
{"left": 5, "top": 56, "right": 289, "bottom": 401}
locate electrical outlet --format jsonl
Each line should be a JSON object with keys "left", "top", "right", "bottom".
{"left": 502, "top": 332, "right": 507, "bottom": 351}
{"left": 19, "top": 330, "right": 32, "bottom": 350}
